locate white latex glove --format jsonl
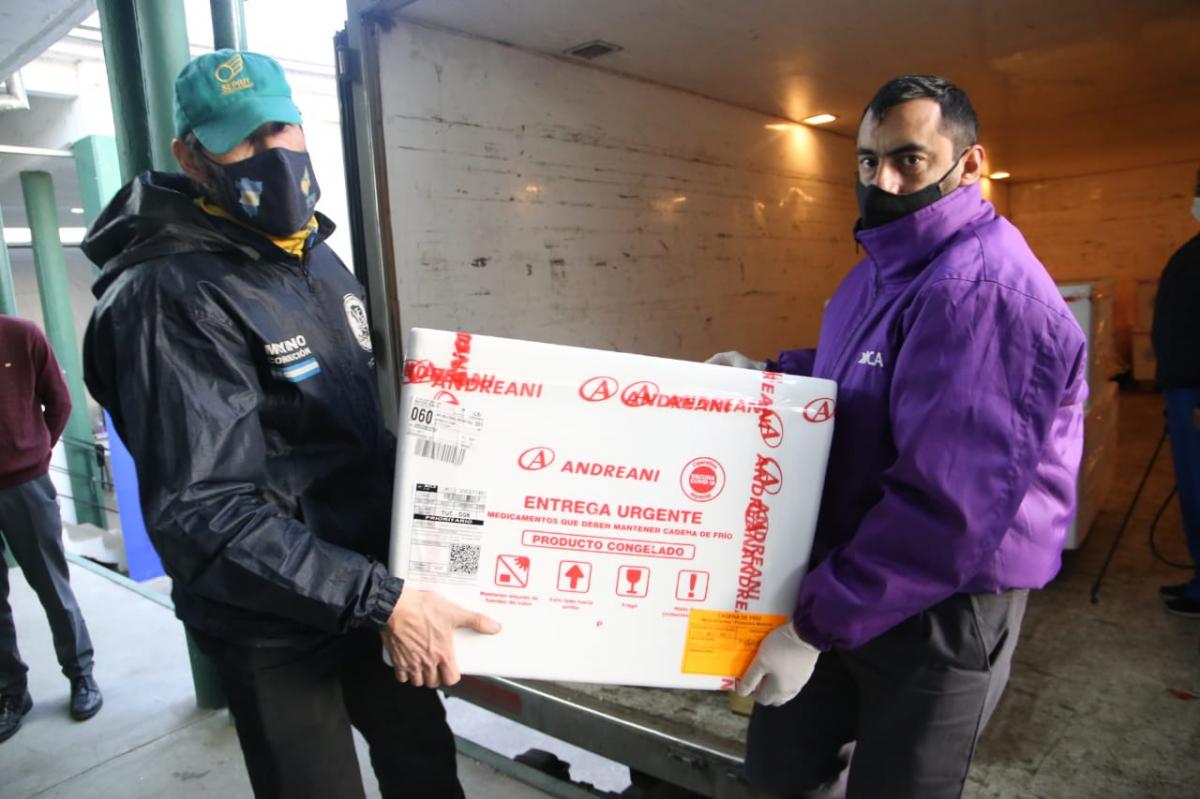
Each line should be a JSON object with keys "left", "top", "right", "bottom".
{"left": 382, "top": 589, "right": 501, "bottom": 688}
{"left": 736, "top": 622, "right": 821, "bottom": 706}
{"left": 705, "top": 351, "right": 766, "bottom": 370}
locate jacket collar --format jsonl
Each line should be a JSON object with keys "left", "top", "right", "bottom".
{"left": 854, "top": 181, "right": 994, "bottom": 282}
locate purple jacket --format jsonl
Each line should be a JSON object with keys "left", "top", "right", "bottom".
{"left": 772, "top": 182, "right": 1087, "bottom": 651}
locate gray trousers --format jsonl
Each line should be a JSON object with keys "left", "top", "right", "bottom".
{"left": 745, "top": 590, "right": 1028, "bottom": 799}
{"left": 0, "top": 473, "right": 95, "bottom": 694}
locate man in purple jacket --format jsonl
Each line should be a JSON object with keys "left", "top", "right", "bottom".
{"left": 711, "top": 76, "right": 1087, "bottom": 797}
{"left": 0, "top": 316, "right": 102, "bottom": 743}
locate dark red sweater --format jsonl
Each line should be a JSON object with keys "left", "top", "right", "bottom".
{"left": 0, "top": 315, "right": 72, "bottom": 489}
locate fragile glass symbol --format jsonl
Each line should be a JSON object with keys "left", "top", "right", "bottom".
{"left": 618, "top": 565, "right": 649, "bottom": 597}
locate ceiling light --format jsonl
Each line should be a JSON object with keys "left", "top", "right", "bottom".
{"left": 988, "top": 171, "right": 1011, "bottom": 180}
{"left": 765, "top": 122, "right": 796, "bottom": 131}
{"left": 70, "top": 207, "right": 84, "bottom": 214}
{"left": 801, "top": 113, "right": 837, "bottom": 125}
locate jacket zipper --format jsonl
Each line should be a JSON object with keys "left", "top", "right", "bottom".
{"left": 299, "top": 251, "right": 315, "bottom": 292}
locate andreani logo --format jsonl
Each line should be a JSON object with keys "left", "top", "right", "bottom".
{"left": 575, "top": 376, "right": 767, "bottom": 414}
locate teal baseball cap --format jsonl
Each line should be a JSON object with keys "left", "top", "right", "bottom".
{"left": 173, "top": 49, "right": 302, "bottom": 154}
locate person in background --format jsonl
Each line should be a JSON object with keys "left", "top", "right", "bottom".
{"left": 709, "top": 75, "right": 1087, "bottom": 798}
{"left": 82, "top": 51, "right": 497, "bottom": 798}
{"left": 1, "top": 315, "right": 102, "bottom": 743}
{"left": 1150, "top": 167, "right": 1200, "bottom": 617}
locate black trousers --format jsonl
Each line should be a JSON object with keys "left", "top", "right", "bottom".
{"left": 0, "top": 474, "right": 95, "bottom": 694}
{"left": 745, "top": 590, "right": 1028, "bottom": 799}
{"left": 192, "top": 626, "right": 464, "bottom": 799}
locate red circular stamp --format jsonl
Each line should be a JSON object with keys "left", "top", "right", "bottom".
{"left": 680, "top": 457, "right": 726, "bottom": 502}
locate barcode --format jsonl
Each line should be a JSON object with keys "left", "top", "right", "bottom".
{"left": 449, "top": 544, "right": 481, "bottom": 575}
{"left": 414, "top": 438, "right": 467, "bottom": 465}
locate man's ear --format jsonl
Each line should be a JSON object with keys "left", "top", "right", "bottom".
{"left": 958, "top": 144, "right": 987, "bottom": 187}
{"left": 172, "top": 138, "right": 209, "bottom": 184}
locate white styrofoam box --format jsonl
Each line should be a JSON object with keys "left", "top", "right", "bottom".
{"left": 1058, "top": 279, "right": 1120, "bottom": 403}
{"left": 390, "top": 328, "right": 836, "bottom": 689}
{"left": 1063, "top": 381, "right": 1119, "bottom": 549}
{"left": 1134, "top": 278, "right": 1158, "bottom": 332}
{"left": 1132, "top": 331, "right": 1156, "bottom": 382}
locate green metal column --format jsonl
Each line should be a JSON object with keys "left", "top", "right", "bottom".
{"left": 19, "top": 171, "right": 106, "bottom": 528}
{"left": 94, "top": 0, "right": 225, "bottom": 711}
{"left": 0, "top": 206, "right": 17, "bottom": 315}
{"left": 96, "top": 0, "right": 153, "bottom": 181}
{"left": 133, "top": 0, "right": 191, "bottom": 171}
{"left": 210, "top": 0, "right": 248, "bottom": 50}
{"left": 72, "top": 136, "right": 123, "bottom": 276}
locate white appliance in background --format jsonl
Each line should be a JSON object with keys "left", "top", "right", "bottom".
{"left": 1057, "top": 281, "right": 1120, "bottom": 549}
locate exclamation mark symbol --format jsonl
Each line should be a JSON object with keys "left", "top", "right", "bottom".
{"left": 688, "top": 573, "right": 697, "bottom": 598}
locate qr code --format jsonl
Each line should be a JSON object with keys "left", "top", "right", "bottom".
{"left": 449, "top": 544, "right": 481, "bottom": 576}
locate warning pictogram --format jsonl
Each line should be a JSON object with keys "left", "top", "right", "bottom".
{"left": 675, "top": 570, "right": 710, "bottom": 602}
{"left": 557, "top": 560, "right": 592, "bottom": 593}
{"left": 494, "top": 554, "right": 530, "bottom": 588}
{"left": 616, "top": 565, "right": 650, "bottom": 598}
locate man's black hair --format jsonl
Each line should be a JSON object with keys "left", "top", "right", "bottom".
{"left": 864, "top": 75, "right": 978, "bottom": 151}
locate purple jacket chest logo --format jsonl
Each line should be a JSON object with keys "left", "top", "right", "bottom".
{"left": 857, "top": 350, "right": 886, "bottom": 368}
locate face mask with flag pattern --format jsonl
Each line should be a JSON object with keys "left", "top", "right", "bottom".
{"left": 207, "top": 147, "right": 320, "bottom": 236}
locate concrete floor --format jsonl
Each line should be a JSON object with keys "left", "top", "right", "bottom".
{"left": 0, "top": 561, "right": 556, "bottom": 798}
{"left": 965, "top": 391, "right": 1200, "bottom": 798}
{"left": 1, "top": 390, "right": 1197, "bottom": 798}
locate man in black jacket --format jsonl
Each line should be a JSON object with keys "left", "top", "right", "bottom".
{"left": 1151, "top": 167, "right": 1200, "bottom": 617}
{"left": 83, "top": 50, "right": 498, "bottom": 798}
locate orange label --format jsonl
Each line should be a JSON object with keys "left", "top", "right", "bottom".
{"left": 680, "top": 609, "right": 786, "bottom": 677}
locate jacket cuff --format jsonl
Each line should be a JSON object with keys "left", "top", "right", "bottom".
{"left": 791, "top": 612, "right": 833, "bottom": 652}
{"left": 363, "top": 570, "right": 405, "bottom": 630}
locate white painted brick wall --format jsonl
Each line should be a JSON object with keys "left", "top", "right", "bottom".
{"left": 375, "top": 21, "right": 858, "bottom": 363}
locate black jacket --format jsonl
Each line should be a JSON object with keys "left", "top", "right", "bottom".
{"left": 83, "top": 171, "right": 402, "bottom": 647}
{"left": 1152, "top": 232, "right": 1200, "bottom": 390}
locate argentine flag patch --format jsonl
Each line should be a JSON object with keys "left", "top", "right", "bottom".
{"left": 271, "top": 356, "right": 321, "bottom": 383}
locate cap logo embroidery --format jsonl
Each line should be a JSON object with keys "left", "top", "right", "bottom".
{"left": 214, "top": 53, "right": 254, "bottom": 96}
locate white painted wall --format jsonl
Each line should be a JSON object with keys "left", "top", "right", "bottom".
{"left": 1010, "top": 161, "right": 1199, "bottom": 360}
{"left": 375, "top": 21, "right": 860, "bottom": 363}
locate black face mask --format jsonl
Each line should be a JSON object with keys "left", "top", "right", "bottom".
{"left": 206, "top": 147, "right": 320, "bottom": 236}
{"left": 855, "top": 151, "right": 966, "bottom": 230}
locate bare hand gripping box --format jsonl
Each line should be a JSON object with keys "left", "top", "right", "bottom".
{"left": 389, "top": 329, "right": 836, "bottom": 689}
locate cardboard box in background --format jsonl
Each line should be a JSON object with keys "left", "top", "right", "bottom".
{"left": 390, "top": 329, "right": 836, "bottom": 689}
